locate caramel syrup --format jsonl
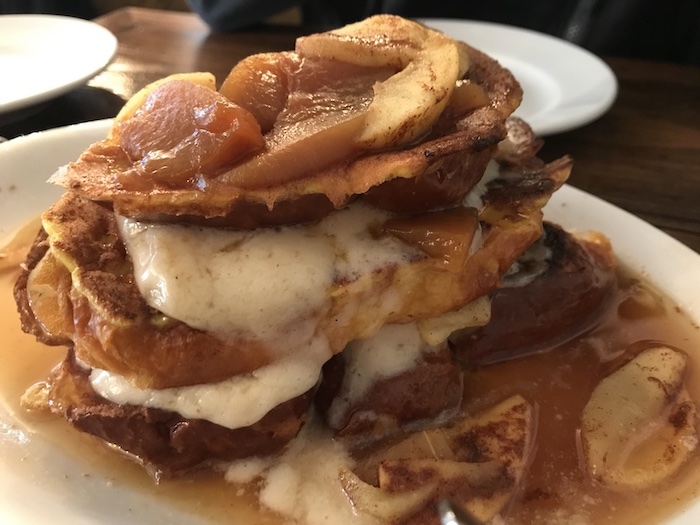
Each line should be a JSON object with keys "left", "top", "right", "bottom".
{"left": 2, "top": 235, "right": 700, "bottom": 524}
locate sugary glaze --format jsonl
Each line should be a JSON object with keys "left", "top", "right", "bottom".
{"left": 2, "top": 229, "right": 700, "bottom": 524}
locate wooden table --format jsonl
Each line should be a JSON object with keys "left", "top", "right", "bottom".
{"left": 2, "top": 7, "right": 699, "bottom": 252}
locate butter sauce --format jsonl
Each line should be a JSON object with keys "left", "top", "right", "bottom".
{"left": 118, "top": 201, "right": 421, "bottom": 347}
{"left": 89, "top": 351, "right": 325, "bottom": 430}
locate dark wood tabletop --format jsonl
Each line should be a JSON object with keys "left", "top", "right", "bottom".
{"left": 1, "top": 7, "right": 699, "bottom": 252}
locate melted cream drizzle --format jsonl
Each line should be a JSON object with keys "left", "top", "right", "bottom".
{"left": 89, "top": 342, "right": 326, "bottom": 429}
{"left": 225, "top": 417, "right": 375, "bottom": 525}
{"left": 103, "top": 166, "right": 502, "bottom": 433}
{"left": 118, "top": 202, "right": 421, "bottom": 351}
{"left": 327, "top": 323, "right": 433, "bottom": 429}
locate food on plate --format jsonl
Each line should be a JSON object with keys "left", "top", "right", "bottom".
{"left": 340, "top": 395, "right": 536, "bottom": 524}
{"left": 580, "top": 346, "right": 697, "bottom": 490}
{"left": 9, "top": 14, "right": 700, "bottom": 525}
{"left": 451, "top": 222, "right": 617, "bottom": 363}
{"left": 49, "top": 17, "right": 521, "bottom": 227}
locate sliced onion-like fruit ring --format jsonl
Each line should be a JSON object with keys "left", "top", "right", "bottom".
{"left": 50, "top": 18, "right": 522, "bottom": 227}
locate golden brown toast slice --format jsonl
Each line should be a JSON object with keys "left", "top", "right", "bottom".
{"left": 49, "top": 43, "right": 521, "bottom": 228}
{"left": 17, "top": 154, "right": 569, "bottom": 389}
{"left": 42, "top": 351, "right": 313, "bottom": 480}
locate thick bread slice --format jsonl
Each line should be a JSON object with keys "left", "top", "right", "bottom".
{"left": 316, "top": 344, "right": 463, "bottom": 438}
{"left": 46, "top": 351, "right": 313, "bottom": 480}
{"left": 49, "top": 44, "right": 520, "bottom": 227}
{"left": 18, "top": 155, "right": 570, "bottom": 389}
{"left": 452, "top": 222, "right": 617, "bottom": 362}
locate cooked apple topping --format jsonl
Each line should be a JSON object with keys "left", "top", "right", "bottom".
{"left": 297, "top": 15, "right": 467, "bottom": 149}
{"left": 219, "top": 53, "right": 293, "bottom": 134}
{"left": 216, "top": 15, "right": 467, "bottom": 187}
{"left": 344, "top": 395, "right": 536, "bottom": 523}
{"left": 381, "top": 207, "right": 481, "bottom": 272}
{"left": 220, "top": 53, "right": 394, "bottom": 189}
{"left": 117, "top": 79, "right": 265, "bottom": 183}
{"left": 107, "top": 16, "right": 466, "bottom": 190}
{"left": 417, "top": 295, "right": 491, "bottom": 347}
{"left": 446, "top": 79, "right": 490, "bottom": 116}
{"left": 25, "top": 251, "right": 73, "bottom": 341}
{"left": 580, "top": 346, "right": 698, "bottom": 490}
{"left": 111, "top": 71, "right": 217, "bottom": 133}
{"left": 51, "top": 17, "right": 523, "bottom": 225}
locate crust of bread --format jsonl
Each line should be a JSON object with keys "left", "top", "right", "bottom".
{"left": 18, "top": 154, "right": 569, "bottom": 389}
{"left": 452, "top": 222, "right": 617, "bottom": 362}
{"left": 49, "top": 44, "right": 521, "bottom": 228}
{"left": 46, "top": 351, "right": 313, "bottom": 480}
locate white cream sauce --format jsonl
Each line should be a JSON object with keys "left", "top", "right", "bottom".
{"left": 89, "top": 344, "right": 326, "bottom": 429}
{"left": 104, "top": 168, "right": 502, "bottom": 434}
{"left": 117, "top": 202, "right": 421, "bottom": 350}
{"left": 327, "top": 323, "right": 434, "bottom": 429}
{"left": 225, "top": 416, "right": 377, "bottom": 525}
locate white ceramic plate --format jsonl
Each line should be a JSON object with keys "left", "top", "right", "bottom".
{"left": 420, "top": 19, "right": 618, "bottom": 135}
{"left": 1, "top": 121, "right": 699, "bottom": 524}
{"left": 0, "top": 15, "right": 117, "bottom": 115}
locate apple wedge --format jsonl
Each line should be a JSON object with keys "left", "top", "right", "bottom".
{"left": 346, "top": 395, "right": 536, "bottom": 523}
{"left": 111, "top": 72, "right": 216, "bottom": 140}
{"left": 297, "top": 15, "right": 465, "bottom": 149}
{"left": 580, "top": 346, "right": 698, "bottom": 490}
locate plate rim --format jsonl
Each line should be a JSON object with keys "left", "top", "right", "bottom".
{"left": 418, "top": 17, "right": 619, "bottom": 135}
{"left": 0, "top": 14, "right": 118, "bottom": 114}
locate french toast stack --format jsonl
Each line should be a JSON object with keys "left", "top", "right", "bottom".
{"left": 15, "top": 15, "right": 571, "bottom": 497}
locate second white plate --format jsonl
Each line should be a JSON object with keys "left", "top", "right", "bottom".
{"left": 420, "top": 18, "right": 618, "bottom": 135}
{"left": 0, "top": 15, "right": 117, "bottom": 115}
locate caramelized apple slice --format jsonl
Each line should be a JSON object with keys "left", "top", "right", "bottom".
{"left": 26, "top": 251, "right": 74, "bottom": 340}
{"left": 222, "top": 112, "right": 365, "bottom": 190}
{"left": 359, "top": 35, "right": 460, "bottom": 149}
{"left": 446, "top": 79, "right": 490, "bottom": 116}
{"left": 220, "top": 58, "right": 393, "bottom": 189}
{"left": 111, "top": 72, "right": 216, "bottom": 139}
{"left": 220, "top": 52, "right": 297, "bottom": 133}
{"left": 580, "top": 346, "right": 698, "bottom": 490}
{"left": 374, "top": 428, "right": 458, "bottom": 464}
{"left": 417, "top": 295, "right": 491, "bottom": 346}
{"left": 382, "top": 207, "right": 480, "bottom": 272}
{"left": 380, "top": 459, "right": 514, "bottom": 523}
{"left": 340, "top": 468, "right": 437, "bottom": 522}
{"left": 347, "top": 396, "right": 536, "bottom": 523}
{"left": 118, "top": 80, "right": 265, "bottom": 182}
{"left": 296, "top": 15, "right": 425, "bottom": 68}
{"left": 297, "top": 15, "right": 464, "bottom": 150}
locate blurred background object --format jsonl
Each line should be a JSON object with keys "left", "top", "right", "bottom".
{"left": 189, "top": 0, "right": 700, "bottom": 64}
{"left": 0, "top": 0, "right": 188, "bottom": 19}
{"left": 1, "top": 0, "right": 698, "bottom": 64}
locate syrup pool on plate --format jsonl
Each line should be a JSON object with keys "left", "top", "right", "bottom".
{"left": 1, "top": 228, "right": 700, "bottom": 525}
